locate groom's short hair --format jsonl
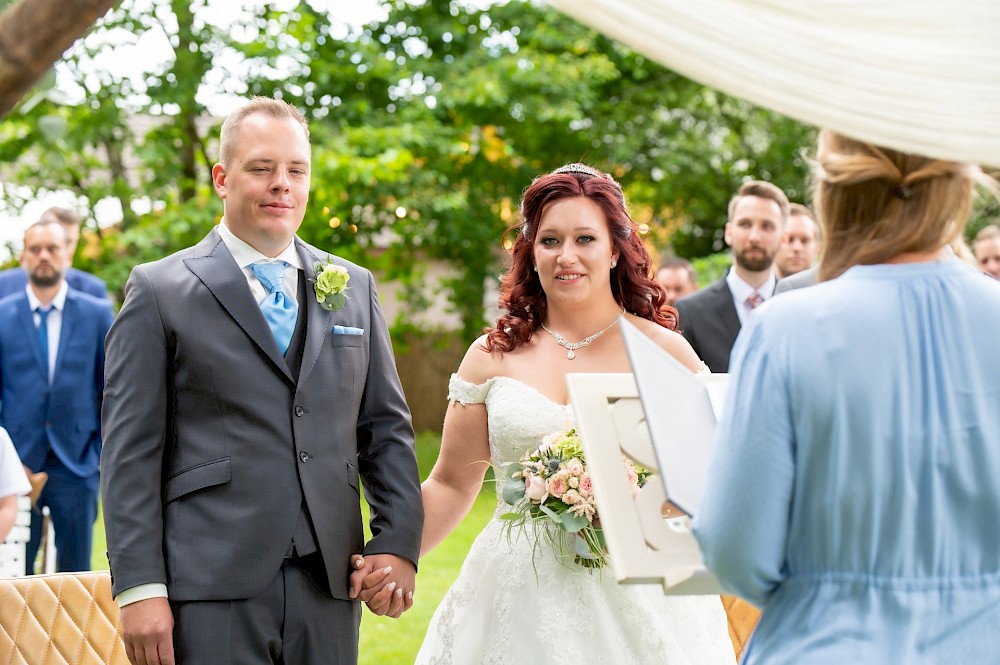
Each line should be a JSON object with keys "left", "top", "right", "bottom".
{"left": 219, "top": 96, "right": 310, "bottom": 166}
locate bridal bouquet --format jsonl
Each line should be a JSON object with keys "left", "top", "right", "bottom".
{"left": 499, "top": 427, "right": 652, "bottom": 569}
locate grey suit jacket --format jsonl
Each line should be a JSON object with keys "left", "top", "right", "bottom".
{"left": 774, "top": 266, "right": 819, "bottom": 294}
{"left": 674, "top": 276, "right": 741, "bottom": 373}
{"left": 101, "top": 228, "right": 423, "bottom": 602}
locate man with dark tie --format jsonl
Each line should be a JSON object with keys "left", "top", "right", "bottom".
{"left": 0, "top": 207, "right": 109, "bottom": 300}
{"left": 0, "top": 220, "right": 114, "bottom": 573}
{"left": 674, "top": 181, "right": 788, "bottom": 372}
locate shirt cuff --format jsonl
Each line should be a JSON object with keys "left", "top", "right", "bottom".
{"left": 116, "top": 583, "right": 169, "bottom": 607}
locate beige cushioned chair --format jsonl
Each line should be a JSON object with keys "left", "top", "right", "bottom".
{"left": 0, "top": 571, "right": 128, "bottom": 664}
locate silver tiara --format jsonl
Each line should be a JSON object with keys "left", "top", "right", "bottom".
{"left": 554, "top": 163, "right": 606, "bottom": 179}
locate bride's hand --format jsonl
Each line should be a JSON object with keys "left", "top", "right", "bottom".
{"left": 348, "top": 553, "right": 416, "bottom": 618}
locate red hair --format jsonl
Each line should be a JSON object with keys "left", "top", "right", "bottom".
{"left": 486, "top": 166, "right": 677, "bottom": 353}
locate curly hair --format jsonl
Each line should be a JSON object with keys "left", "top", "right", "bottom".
{"left": 485, "top": 165, "right": 676, "bottom": 354}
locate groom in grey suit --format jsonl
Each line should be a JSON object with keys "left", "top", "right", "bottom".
{"left": 101, "top": 97, "right": 423, "bottom": 665}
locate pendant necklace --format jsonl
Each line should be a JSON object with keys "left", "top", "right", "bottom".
{"left": 539, "top": 308, "right": 625, "bottom": 360}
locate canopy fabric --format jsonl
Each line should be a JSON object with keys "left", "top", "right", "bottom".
{"left": 547, "top": 0, "right": 1000, "bottom": 168}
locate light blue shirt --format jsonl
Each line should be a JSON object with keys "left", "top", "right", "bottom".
{"left": 694, "top": 259, "right": 1000, "bottom": 664}
{"left": 26, "top": 280, "right": 68, "bottom": 384}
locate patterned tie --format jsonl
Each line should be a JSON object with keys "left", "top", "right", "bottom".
{"left": 250, "top": 262, "right": 297, "bottom": 356}
{"left": 746, "top": 291, "right": 764, "bottom": 310}
{"left": 36, "top": 307, "right": 51, "bottom": 379}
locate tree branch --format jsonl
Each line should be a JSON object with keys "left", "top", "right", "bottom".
{"left": 0, "top": 0, "right": 120, "bottom": 116}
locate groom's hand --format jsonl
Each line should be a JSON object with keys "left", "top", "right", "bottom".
{"left": 120, "top": 596, "right": 175, "bottom": 665}
{"left": 348, "top": 553, "right": 416, "bottom": 618}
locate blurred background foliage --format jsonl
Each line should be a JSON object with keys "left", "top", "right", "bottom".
{"left": 3, "top": 0, "right": 821, "bottom": 337}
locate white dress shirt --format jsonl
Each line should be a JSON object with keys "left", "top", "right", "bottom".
{"left": 26, "top": 281, "right": 69, "bottom": 384}
{"left": 217, "top": 219, "right": 302, "bottom": 305}
{"left": 726, "top": 269, "right": 776, "bottom": 327}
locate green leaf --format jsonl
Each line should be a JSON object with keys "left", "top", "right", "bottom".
{"left": 560, "top": 512, "right": 589, "bottom": 534}
{"left": 501, "top": 480, "right": 525, "bottom": 506}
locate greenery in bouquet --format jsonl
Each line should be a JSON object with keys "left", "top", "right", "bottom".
{"left": 499, "top": 427, "right": 653, "bottom": 569}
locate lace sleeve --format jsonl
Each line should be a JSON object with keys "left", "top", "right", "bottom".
{"left": 447, "top": 373, "right": 493, "bottom": 405}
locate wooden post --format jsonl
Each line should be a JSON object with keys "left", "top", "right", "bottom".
{"left": 0, "top": 0, "right": 120, "bottom": 116}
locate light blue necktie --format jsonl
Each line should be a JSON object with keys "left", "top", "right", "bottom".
{"left": 250, "top": 262, "right": 297, "bottom": 356}
{"left": 36, "top": 307, "right": 51, "bottom": 379}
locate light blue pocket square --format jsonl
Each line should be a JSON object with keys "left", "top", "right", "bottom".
{"left": 332, "top": 325, "right": 365, "bottom": 336}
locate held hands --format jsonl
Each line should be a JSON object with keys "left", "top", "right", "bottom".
{"left": 348, "top": 553, "right": 416, "bottom": 619}
{"left": 120, "top": 596, "right": 175, "bottom": 665}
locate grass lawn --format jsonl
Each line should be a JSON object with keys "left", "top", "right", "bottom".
{"left": 91, "top": 431, "right": 494, "bottom": 664}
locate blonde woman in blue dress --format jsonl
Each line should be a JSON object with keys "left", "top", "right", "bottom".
{"left": 410, "top": 164, "right": 735, "bottom": 664}
{"left": 694, "top": 131, "right": 1000, "bottom": 663}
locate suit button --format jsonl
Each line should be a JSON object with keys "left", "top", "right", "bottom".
{"left": 294, "top": 405, "right": 305, "bottom": 417}
{"left": 299, "top": 451, "right": 311, "bottom": 463}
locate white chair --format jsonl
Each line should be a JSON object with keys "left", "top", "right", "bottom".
{"left": 566, "top": 372, "right": 721, "bottom": 594}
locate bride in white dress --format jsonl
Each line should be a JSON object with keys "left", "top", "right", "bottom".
{"left": 413, "top": 164, "right": 735, "bottom": 664}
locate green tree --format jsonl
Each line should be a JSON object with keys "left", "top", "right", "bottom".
{"left": 0, "top": 0, "right": 813, "bottom": 333}
{"left": 234, "top": 0, "right": 812, "bottom": 336}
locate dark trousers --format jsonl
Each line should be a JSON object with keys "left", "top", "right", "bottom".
{"left": 27, "top": 451, "right": 99, "bottom": 574}
{"left": 172, "top": 554, "right": 361, "bottom": 665}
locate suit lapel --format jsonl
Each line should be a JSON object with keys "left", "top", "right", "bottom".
{"left": 714, "top": 273, "right": 742, "bottom": 338}
{"left": 16, "top": 296, "right": 48, "bottom": 378}
{"left": 184, "top": 228, "right": 294, "bottom": 385}
{"left": 295, "top": 240, "right": 332, "bottom": 387}
{"left": 52, "top": 291, "right": 79, "bottom": 380}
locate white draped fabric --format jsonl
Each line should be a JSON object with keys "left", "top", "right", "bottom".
{"left": 546, "top": 0, "right": 1000, "bottom": 168}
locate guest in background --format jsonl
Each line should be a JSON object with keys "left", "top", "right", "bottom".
{"left": 774, "top": 203, "right": 820, "bottom": 279}
{"left": 0, "top": 220, "right": 114, "bottom": 573}
{"left": 674, "top": 181, "right": 788, "bottom": 372}
{"left": 694, "top": 130, "right": 1000, "bottom": 664}
{"left": 773, "top": 203, "right": 821, "bottom": 294}
{"left": 973, "top": 223, "right": 1000, "bottom": 278}
{"left": 0, "top": 207, "right": 109, "bottom": 300}
{"left": 655, "top": 257, "right": 699, "bottom": 303}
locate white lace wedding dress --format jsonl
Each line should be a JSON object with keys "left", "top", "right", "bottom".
{"left": 414, "top": 374, "right": 736, "bottom": 665}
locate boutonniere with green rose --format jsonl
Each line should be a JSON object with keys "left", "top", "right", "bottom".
{"left": 312, "top": 258, "right": 350, "bottom": 311}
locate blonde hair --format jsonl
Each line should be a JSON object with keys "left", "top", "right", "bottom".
{"left": 218, "top": 97, "right": 310, "bottom": 166}
{"left": 975, "top": 224, "right": 1000, "bottom": 242}
{"left": 812, "top": 130, "right": 996, "bottom": 280}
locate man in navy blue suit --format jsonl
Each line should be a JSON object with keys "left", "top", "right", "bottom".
{"left": 0, "top": 207, "right": 108, "bottom": 300}
{"left": 0, "top": 219, "right": 114, "bottom": 573}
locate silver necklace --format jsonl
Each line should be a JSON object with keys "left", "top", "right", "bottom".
{"left": 539, "top": 308, "right": 625, "bottom": 360}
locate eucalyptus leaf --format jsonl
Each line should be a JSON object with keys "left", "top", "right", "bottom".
{"left": 499, "top": 462, "right": 520, "bottom": 481}
{"left": 561, "top": 512, "right": 589, "bottom": 534}
{"left": 501, "top": 480, "right": 525, "bottom": 506}
{"left": 537, "top": 503, "right": 562, "bottom": 525}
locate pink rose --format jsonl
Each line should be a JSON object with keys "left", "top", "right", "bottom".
{"left": 566, "top": 459, "right": 584, "bottom": 477}
{"left": 547, "top": 476, "right": 568, "bottom": 498}
{"left": 624, "top": 461, "right": 639, "bottom": 487}
{"left": 563, "top": 489, "right": 582, "bottom": 505}
{"left": 524, "top": 474, "right": 547, "bottom": 502}
{"left": 579, "top": 473, "right": 593, "bottom": 497}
